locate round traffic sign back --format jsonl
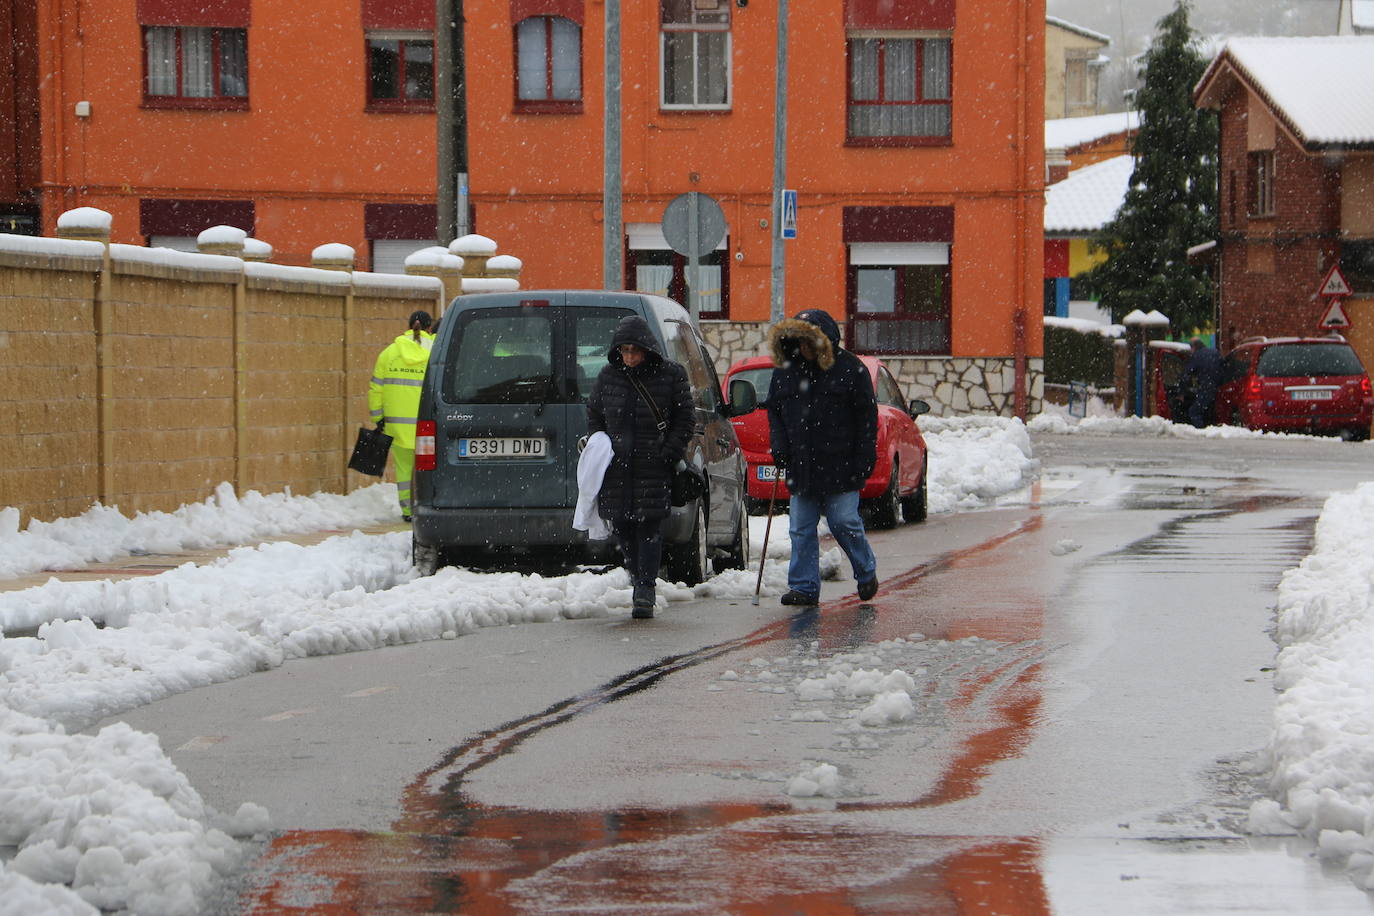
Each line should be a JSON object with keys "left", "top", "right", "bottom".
{"left": 661, "top": 193, "right": 726, "bottom": 258}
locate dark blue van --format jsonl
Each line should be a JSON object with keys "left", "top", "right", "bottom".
{"left": 411, "top": 291, "right": 755, "bottom": 584}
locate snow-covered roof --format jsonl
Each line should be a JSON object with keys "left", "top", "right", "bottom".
{"left": 1046, "top": 16, "right": 1111, "bottom": 45}
{"left": 1044, "top": 111, "right": 1139, "bottom": 151}
{"left": 1045, "top": 154, "right": 1134, "bottom": 235}
{"left": 1195, "top": 36, "right": 1374, "bottom": 147}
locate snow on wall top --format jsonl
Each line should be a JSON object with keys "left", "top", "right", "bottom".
{"left": 1044, "top": 111, "right": 1140, "bottom": 152}
{"left": 55, "top": 207, "right": 112, "bottom": 231}
{"left": 1207, "top": 36, "right": 1374, "bottom": 146}
{"left": 1045, "top": 154, "right": 1134, "bottom": 234}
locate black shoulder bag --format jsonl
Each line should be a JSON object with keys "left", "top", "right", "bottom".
{"left": 626, "top": 372, "right": 704, "bottom": 507}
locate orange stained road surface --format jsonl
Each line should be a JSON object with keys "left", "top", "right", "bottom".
{"left": 239, "top": 520, "right": 1052, "bottom": 914}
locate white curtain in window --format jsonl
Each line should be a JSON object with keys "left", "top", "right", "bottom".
{"left": 883, "top": 39, "right": 916, "bottom": 102}
{"left": 636, "top": 265, "right": 673, "bottom": 297}
{"left": 924, "top": 39, "right": 951, "bottom": 99}
{"left": 147, "top": 27, "right": 177, "bottom": 96}
{"left": 692, "top": 265, "right": 722, "bottom": 313}
{"left": 182, "top": 28, "right": 214, "bottom": 97}
{"left": 850, "top": 38, "right": 878, "bottom": 100}
{"left": 550, "top": 18, "right": 580, "bottom": 100}
{"left": 517, "top": 19, "right": 547, "bottom": 100}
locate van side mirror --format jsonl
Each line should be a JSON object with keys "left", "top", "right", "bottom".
{"left": 908, "top": 398, "right": 931, "bottom": 418}
{"left": 727, "top": 378, "right": 758, "bottom": 417}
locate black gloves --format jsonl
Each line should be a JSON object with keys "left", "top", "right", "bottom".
{"left": 375, "top": 419, "right": 386, "bottom": 432}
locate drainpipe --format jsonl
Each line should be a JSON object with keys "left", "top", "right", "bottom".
{"left": 1013, "top": 308, "right": 1026, "bottom": 420}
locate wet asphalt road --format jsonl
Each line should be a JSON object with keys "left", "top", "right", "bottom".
{"left": 104, "top": 431, "right": 1374, "bottom": 913}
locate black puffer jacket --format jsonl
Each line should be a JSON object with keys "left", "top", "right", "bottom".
{"left": 766, "top": 309, "right": 878, "bottom": 496}
{"left": 586, "top": 315, "right": 695, "bottom": 521}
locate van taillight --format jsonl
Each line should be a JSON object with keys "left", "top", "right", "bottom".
{"left": 416, "top": 421, "right": 436, "bottom": 471}
{"left": 1362, "top": 377, "right": 1373, "bottom": 398}
{"left": 1244, "top": 377, "right": 1263, "bottom": 400}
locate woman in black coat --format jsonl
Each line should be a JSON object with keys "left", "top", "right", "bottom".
{"left": 586, "top": 314, "right": 695, "bottom": 618}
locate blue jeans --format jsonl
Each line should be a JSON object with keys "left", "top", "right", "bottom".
{"left": 787, "top": 490, "right": 876, "bottom": 598}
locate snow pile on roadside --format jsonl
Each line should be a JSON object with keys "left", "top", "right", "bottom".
{"left": 1028, "top": 411, "right": 1271, "bottom": 438}
{"left": 920, "top": 416, "right": 1038, "bottom": 514}
{"left": 1250, "top": 482, "right": 1374, "bottom": 887}
{"left": 0, "top": 482, "right": 399, "bottom": 580}
{"left": 0, "top": 706, "right": 267, "bottom": 916}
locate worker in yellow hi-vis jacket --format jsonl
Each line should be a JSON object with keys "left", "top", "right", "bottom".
{"left": 368, "top": 310, "right": 435, "bottom": 521}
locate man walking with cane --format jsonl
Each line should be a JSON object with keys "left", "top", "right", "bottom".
{"left": 765, "top": 308, "right": 880, "bottom": 606}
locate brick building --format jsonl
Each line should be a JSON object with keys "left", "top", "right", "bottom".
{"left": 2, "top": 0, "right": 1046, "bottom": 416}
{"left": 1194, "top": 36, "right": 1374, "bottom": 361}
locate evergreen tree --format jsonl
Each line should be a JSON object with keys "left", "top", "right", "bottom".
{"left": 1084, "top": 1, "right": 1218, "bottom": 332}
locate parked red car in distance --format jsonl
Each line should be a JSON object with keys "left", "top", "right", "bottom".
{"left": 722, "top": 354, "right": 931, "bottom": 527}
{"left": 1214, "top": 335, "right": 1373, "bottom": 440}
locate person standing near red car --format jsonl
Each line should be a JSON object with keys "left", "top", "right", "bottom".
{"left": 766, "top": 309, "right": 880, "bottom": 606}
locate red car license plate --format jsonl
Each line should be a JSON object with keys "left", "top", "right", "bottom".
{"left": 757, "top": 465, "right": 778, "bottom": 481}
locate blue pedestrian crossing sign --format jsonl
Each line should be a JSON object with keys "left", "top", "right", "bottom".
{"left": 780, "top": 189, "right": 798, "bottom": 240}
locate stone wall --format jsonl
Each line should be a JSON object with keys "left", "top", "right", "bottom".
{"left": 700, "top": 320, "right": 1044, "bottom": 418}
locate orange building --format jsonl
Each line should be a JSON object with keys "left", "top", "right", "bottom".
{"left": 3, "top": 0, "right": 1045, "bottom": 416}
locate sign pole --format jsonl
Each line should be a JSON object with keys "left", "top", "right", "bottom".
{"left": 603, "top": 0, "right": 622, "bottom": 290}
{"left": 768, "top": 0, "right": 788, "bottom": 324}
{"left": 688, "top": 192, "right": 700, "bottom": 325}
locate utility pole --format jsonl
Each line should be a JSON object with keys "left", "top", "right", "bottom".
{"left": 436, "top": 0, "right": 469, "bottom": 245}
{"left": 603, "top": 0, "right": 622, "bottom": 289}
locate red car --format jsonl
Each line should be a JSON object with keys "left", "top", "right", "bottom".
{"left": 1214, "top": 335, "right": 1374, "bottom": 440}
{"left": 723, "top": 354, "right": 931, "bottom": 527}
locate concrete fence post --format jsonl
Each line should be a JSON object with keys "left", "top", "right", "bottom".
{"left": 57, "top": 208, "right": 115, "bottom": 504}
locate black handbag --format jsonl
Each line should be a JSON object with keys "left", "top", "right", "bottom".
{"left": 627, "top": 374, "right": 703, "bottom": 507}
{"left": 348, "top": 426, "right": 393, "bottom": 477}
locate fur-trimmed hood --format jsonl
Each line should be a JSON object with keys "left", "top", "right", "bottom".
{"left": 767, "top": 309, "right": 840, "bottom": 370}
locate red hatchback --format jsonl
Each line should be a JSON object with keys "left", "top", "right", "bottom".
{"left": 1214, "top": 336, "right": 1374, "bottom": 440}
{"left": 723, "top": 354, "right": 931, "bottom": 527}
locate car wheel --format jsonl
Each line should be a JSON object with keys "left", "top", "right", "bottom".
{"left": 868, "top": 460, "right": 901, "bottom": 530}
{"left": 900, "top": 457, "right": 928, "bottom": 524}
{"left": 715, "top": 495, "right": 751, "bottom": 573}
{"left": 413, "top": 536, "right": 440, "bottom": 577}
{"left": 666, "top": 498, "right": 709, "bottom": 586}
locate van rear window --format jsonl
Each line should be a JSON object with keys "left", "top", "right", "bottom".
{"left": 1256, "top": 344, "right": 1365, "bottom": 378}
{"left": 443, "top": 312, "right": 555, "bottom": 404}
{"left": 440, "top": 306, "right": 634, "bottom": 404}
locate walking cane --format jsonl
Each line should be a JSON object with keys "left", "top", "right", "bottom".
{"left": 752, "top": 474, "right": 782, "bottom": 606}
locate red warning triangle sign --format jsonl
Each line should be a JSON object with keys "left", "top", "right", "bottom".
{"left": 1319, "top": 264, "right": 1352, "bottom": 298}
{"left": 1320, "top": 298, "right": 1351, "bottom": 329}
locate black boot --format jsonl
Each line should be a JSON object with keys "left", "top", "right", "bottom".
{"left": 632, "top": 584, "right": 655, "bottom": 619}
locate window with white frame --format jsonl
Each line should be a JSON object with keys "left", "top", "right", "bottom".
{"left": 516, "top": 16, "right": 582, "bottom": 110}
{"left": 847, "top": 35, "right": 951, "bottom": 142}
{"left": 660, "top": 0, "right": 730, "bottom": 110}
{"left": 366, "top": 32, "right": 434, "bottom": 110}
{"left": 144, "top": 26, "right": 248, "bottom": 106}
